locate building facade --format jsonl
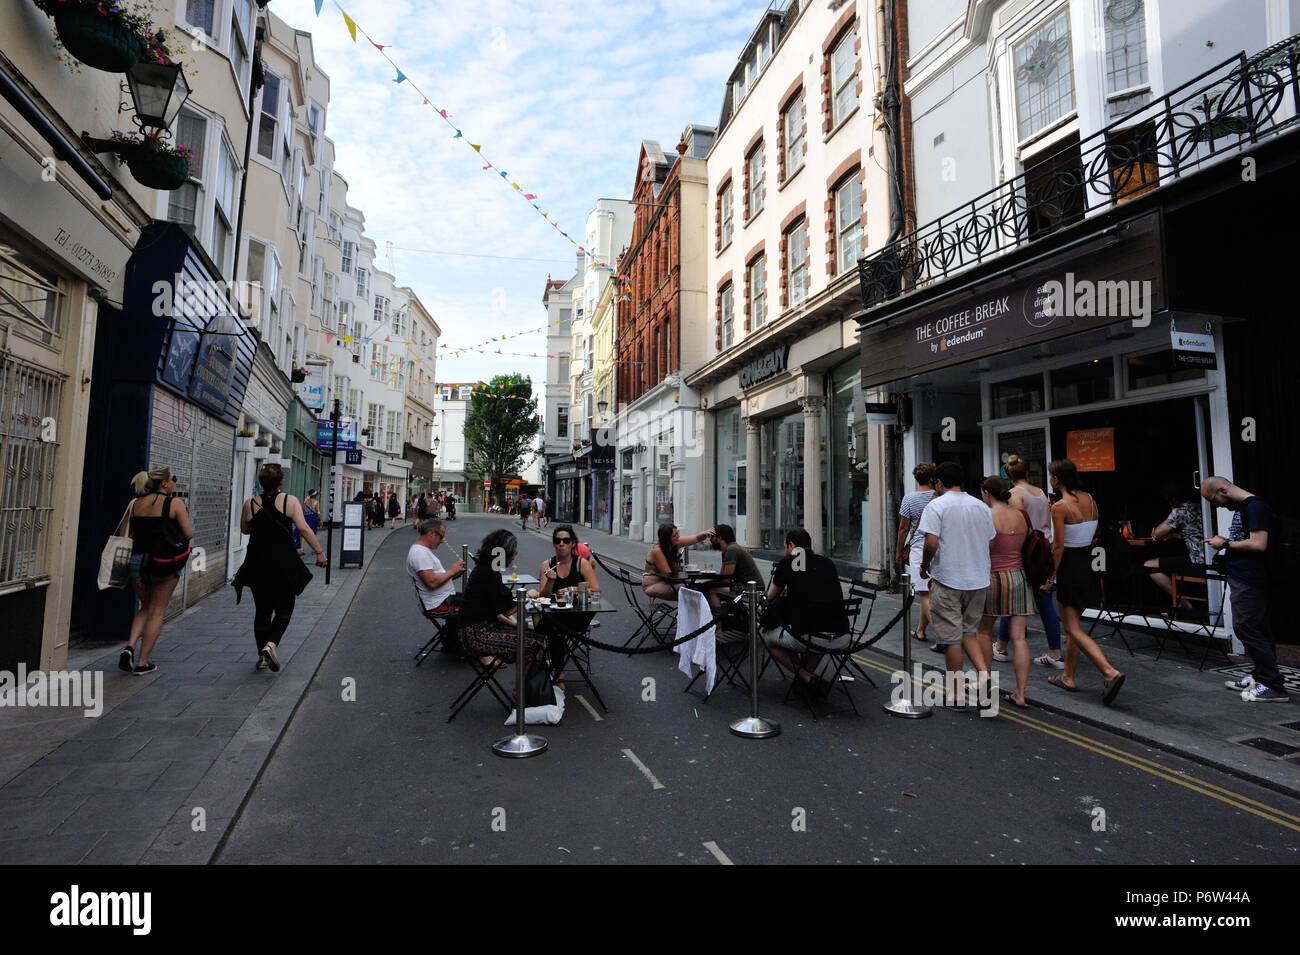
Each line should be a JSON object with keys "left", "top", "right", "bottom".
{"left": 687, "top": 0, "right": 889, "bottom": 569}
{"left": 540, "top": 270, "right": 578, "bottom": 507}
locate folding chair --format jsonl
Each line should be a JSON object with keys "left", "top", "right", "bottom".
{"left": 1086, "top": 533, "right": 1160, "bottom": 655}
{"left": 1159, "top": 569, "right": 1232, "bottom": 670}
{"left": 683, "top": 593, "right": 752, "bottom": 702}
{"left": 767, "top": 597, "right": 878, "bottom": 717}
{"left": 591, "top": 552, "right": 676, "bottom": 651}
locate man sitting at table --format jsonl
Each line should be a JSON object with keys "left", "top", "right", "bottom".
{"left": 704, "top": 524, "right": 764, "bottom": 611}
{"left": 407, "top": 518, "right": 464, "bottom": 614}
{"left": 761, "top": 528, "right": 850, "bottom": 698}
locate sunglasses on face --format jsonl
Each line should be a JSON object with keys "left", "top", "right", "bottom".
{"left": 554, "top": 537, "right": 573, "bottom": 544}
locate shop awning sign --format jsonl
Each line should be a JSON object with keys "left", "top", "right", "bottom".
{"left": 1170, "top": 329, "right": 1217, "bottom": 369}
{"left": 738, "top": 345, "right": 790, "bottom": 390}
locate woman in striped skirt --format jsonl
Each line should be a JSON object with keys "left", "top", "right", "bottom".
{"left": 978, "top": 476, "right": 1035, "bottom": 708}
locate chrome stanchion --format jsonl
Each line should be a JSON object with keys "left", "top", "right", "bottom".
{"left": 730, "top": 580, "right": 780, "bottom": 739}
{"left": 883, "top": 573, "right": 931, "bottom": 718}
{"left": 460, "top": 543, "right": 469, "bottom": 593}
{"left": 493, "top": 588, "right": 549, "bottom": 757}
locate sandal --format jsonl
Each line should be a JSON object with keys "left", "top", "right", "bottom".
{"left": 1047, "top": 674, "right": 1079, "bottom": 692}
{"left": 910, "top": 628, "right": 928, "bottom": 642}
{"left": 1002, "top": 692, "right": 1028, "bottom": 709}
{"left": 1102, "top": 672, "right": 1126, "bottom": 707}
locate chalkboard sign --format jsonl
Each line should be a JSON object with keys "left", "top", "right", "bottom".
{"left": 341, "top": 501, "right": 365, "bottom": 568}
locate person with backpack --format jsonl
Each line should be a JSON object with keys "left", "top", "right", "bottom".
{"left": 1202, "top": 476, "right": 1288, "bottom": 702}
{"left": 976, "top": 476, "right": 1034, "bottom": 708}
{"left": 232, "top": 464, "right": 328, "bottom": 672}
{"left": 116, "top": 465, "right": 193, "bottom": 676}
{"left": 994, "top": 454, "right": 1064, "bottom": 668}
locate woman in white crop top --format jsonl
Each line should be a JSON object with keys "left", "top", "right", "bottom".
{"left": 1046, "top": 459, "right": 1125, "bottom": 706}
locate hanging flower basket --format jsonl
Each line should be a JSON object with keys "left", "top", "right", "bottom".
{"left": 123, "top": 144, "right": 190, "bottom": 190}
{"left": 47, "top": 6, "right": 146, "bottom": 73}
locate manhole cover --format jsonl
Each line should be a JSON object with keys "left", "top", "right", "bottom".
{"left": 1238, "top": 737, "right": 1300, "bottom": 758}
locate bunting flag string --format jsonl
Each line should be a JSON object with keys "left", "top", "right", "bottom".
{"left": 318, "top": 2, "right": 613, "bottom": 269}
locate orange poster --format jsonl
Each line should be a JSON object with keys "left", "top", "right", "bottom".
{"left": 1067, "top": 428, "right": 1115, "bottom": 472}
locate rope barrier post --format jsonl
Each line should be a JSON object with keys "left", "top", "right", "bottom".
{"left": 460, "top": 543, "right": 468, "bottom": 594}
{"left": 730, "top": 580, "right": 780, "bottom": 739}
{"left": 883, "top": 573, "right": 931, "bottom": 719}
{"left": 493, "top": 588, "right": 549, "bottom": 757}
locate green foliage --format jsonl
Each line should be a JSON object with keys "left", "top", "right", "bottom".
{"left": 463, "top": 374, "right": 540, "bottom": 503}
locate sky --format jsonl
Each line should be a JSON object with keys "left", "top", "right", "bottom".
{"left": 271, "top": 0, "right": 764, "bottom": 393}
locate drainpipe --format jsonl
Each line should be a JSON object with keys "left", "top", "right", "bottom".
{"left": 231, "top": 25, "right": 266, "bottom": 290}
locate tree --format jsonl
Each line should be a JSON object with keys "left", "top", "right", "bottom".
{"left": 463, "top": 373, "right": 541, "bottom": 506}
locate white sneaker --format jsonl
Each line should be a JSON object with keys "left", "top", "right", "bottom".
{"left": 1224, "top": 675, "right": 1254, "bottom": 692}
{"left": 992, "top": 647, "right": 1010, "bottom": 662}
{"left": 1242, "top": 683, "right": 1290, "bottom": 702}
{"left": 264, "top": 641, "right": 281, "bottom": 672}
{"left": 1034, "top": 653, "right": 1065, "bottom": 669}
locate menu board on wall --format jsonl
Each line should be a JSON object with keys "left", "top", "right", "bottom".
{"left": 1067, "top": 428, "right": 1115, "bottom": 472}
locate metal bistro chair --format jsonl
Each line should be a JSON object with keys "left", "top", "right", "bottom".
{"left": 683, "top": 591, "right": 755, "bottom": 702}
{"left": 1159, "top": 569, "right": 1232, "bottom": 670}
{"left": 767, "top": 596, "right": 878, "bottom": 717}
{"left": 591, "top": 552, "right": 677, "bottom": 651}
{"left": 1087, "top": 532, "right": 1160, "bottom": 656}
{"left": 413, "top": 581, "right": 461, "bottom": 665}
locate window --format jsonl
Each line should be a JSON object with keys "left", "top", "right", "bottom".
{"left": 1013, "top": 9, "right": 1075, "bottom": 141}
{"left": 757, "top": 30, "right": 771, "bottom": 71}
{"left": 835, "top": 174, "right": 862, "bottom": 273}
{"left": 367, "top": 404, "right": 383, "bottom": 447}
{"left": 256, "top": 73, "right": 281, "bottom": 162}
{"left": 387, "top": 410, "right": 400, "bottom": 452}
{"left": 392, "top": 305, "right": 407, "bottom": 338}
{"left": 747, "top": 143, "right": 764, "bottom": 218}
{"left": 373, "top": 295, "right": 389, "bottom": 327}
{"left": 329, "top": 213, "right": 342, "bottom": 244}
{"left": 341, "top": 240, "right": 354, "bottom": 274}
{"left": 1051, "top": 359, "right": 1114, "bottom": 408}
{"left": 557, "top": 405, "right": 569, "bottom": 439}
{"left": 347, "top": 387, "right": 359, "bottom": 416}
{"left": 1104, "top": 0, "right": 1149, "bottom": 118}
{"left": 787, "top": 219, "right": 808, "bottom": 306}
{"left": 558, "top": 307, "right": 571, "bottom": 334}
{"left": 558, "top": 353, "right": 570, "bottom": 383}
{"left": 231, "top": 1, "right": 252, "bottom": 83}
{"left": 355, "top": 267, "right": 369, "bottom": 300}
{"left": 0, "top": 245, "right": 65, "bottom": 341}
{"left": 784, "top": 92, "right": 805, "bottom": 178}
{"left": 990, "top": 374, "right": 1044, "bottom": 417}
{"left": 459, "top": 385, "right": 472, "bottom": 400}
{"left": 1126, "top": 350, "right": 1204, "bottom": 390}
{"left": 720, "top": 185, "right": 733, "bottom": 248}
{"left": 749, "top": 256, "right": 767, "bottom": 329}
{"left": 166, "top": 112, "right": 205, "bottom": 226}
{"left": 308, "top": 104, "right": 322, "bottom": 157}
{"left": 831, "top": 29, "right": 858, "bottom": 127}
{"left": 211, "top": 137, "right": 238, "bottom": 274}
{"left": 1024, "top": 134, "right": 1084, "bottom": 240}
{"left": 720, "top": 283, "right": 734, "bottom": 350}
{"left": 185, "top": 0, "right": 214, "bottom": 34}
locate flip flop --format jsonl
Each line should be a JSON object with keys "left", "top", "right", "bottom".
{"left": 1002, "top": 692, "right": 1028, "bottom": 709}
{"left": 1102, "top": 672, "right": 1126, "bottom": 707}
{"left": 1047, "top": 674, "right": 1079, "bottom": 692}
{"left": 910, "top": 628, "right": 928, "bottom": 642}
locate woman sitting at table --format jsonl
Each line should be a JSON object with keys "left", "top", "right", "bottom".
{"left": 527, "top": 524, "right": 600, "bottom": 668}
{"left": 460, "top": 529, "right": 544, "bottom": 671}
{"left": 643, "top": 522, "right": 715, "bottom": 600}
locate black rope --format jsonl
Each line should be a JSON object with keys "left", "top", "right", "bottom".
{"left": 774, "top": 591, "right": 914, "bottom": 657}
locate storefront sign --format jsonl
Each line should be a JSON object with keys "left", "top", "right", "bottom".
{"left": 738, "top": 345, "right": 790, "bottom": 390}
{"left": 297, "top": 377, "right": 326, "bottom": 410}
{"left": 345, "top": 449, "right": 362, "bottom": 465}
{"left": 554, "top": 463, "right": 580, "bottom": 480}
{"left": 1067, "top": 428, "right": 1115, "bottom": 472}
{"left": 189, "top": 320, "right": 237, "bottom": 411}
{"left": 1170, "top": 329, "right": 1217, "bottom": 368}
{"left": 316, "top": 418, "right": 358, "bottom": 451}
{"left": 908, "top": 276, "right": 1074, "bottom": 368}
{"left": 863, "top": 401, "right": 897, "bottom": 426}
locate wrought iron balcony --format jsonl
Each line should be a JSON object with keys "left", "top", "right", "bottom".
{"left": 858, "top": 33, "right": 1300, "bottom": 313}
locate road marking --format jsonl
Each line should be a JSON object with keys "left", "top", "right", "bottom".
{"left": 574, "top": 694, "right": 603, "bottom": 721}
{"left": 621, "top": 748, "right": 665, "bottom": 790}
{"left": 702, "top": 840, "right": 733, "bottom": 865}
{"left": 853, "top": 652, "right": 1300, "bottom": 833}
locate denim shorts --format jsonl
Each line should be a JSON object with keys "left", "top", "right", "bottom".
{"left": 129, "top": 552, "right": 185, "bottom": 586}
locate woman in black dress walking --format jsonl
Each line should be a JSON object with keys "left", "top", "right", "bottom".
{"left": 233, "top": 464, "right": 328, "bottom": 671}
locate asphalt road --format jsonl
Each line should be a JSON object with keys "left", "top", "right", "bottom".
{"left": 215, "top": 515, "right": 1300, "bottom": 865}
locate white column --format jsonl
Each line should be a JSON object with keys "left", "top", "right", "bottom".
{"left": 801, "top": 395, "right": 826, "bottom": 553}
{"left": 744, "top": 417, "right": 761, "bottom": 548}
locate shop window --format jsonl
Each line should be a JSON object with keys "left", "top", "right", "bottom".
{"left": 991, "top": 373, "right": 1045, "bottom": 418}
{"left": 1051, "top": 358, "right": 1114, "bottom": 408}
{"left": 1023, "top": 134, "right": 1084, "bottom": 241}
{"left": 1013, "top": 8, "right": 1075, "bottom": 142}
{"left": 1126, "top": 350, "right": 1205, "bottom": 391}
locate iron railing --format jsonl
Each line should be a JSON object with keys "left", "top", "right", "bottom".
{"left": 858, "top": 33, "right": 1300, "bottom": 312}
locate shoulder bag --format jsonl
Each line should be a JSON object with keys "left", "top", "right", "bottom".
{"left": 1020, "top": 508, "right": 1055, "bottom": 589}
{"left": 97, "top": 501, "right": 136, "bottom": 590}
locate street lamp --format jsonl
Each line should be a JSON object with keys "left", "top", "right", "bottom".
{"left": 597, "top": 399, "right": 609, "bottom": 416}
{"left": 126, "top": 61, "right": 192, "bottom": 132}
{"left": 432, "top": 437, "right": 440, "bottom": 450}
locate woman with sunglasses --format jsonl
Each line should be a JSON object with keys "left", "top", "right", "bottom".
{"left": 117, "top": 465, "right": 193, "bottom": 675}
{"left": 531, "top": 525, "right": 599, "bottom": 599}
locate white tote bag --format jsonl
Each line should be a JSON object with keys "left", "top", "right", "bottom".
{"left": 97, "top": 501, "right": 135, "bottom": 590}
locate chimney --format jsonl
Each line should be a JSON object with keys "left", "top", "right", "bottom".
{"left": 577, "top": 250, "right": 585, "bottom": 275}
{"left": 681, "top": 124, "right": 717, "bottom": 159}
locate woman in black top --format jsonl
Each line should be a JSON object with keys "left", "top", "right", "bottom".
{"left": 460, "top": 530, "right": 543, "bottom": 668}
{"left": 117, "top": 465, "right": 193, "bottom": 675}
{"left": 233, "top": 464, "right": 328, "bottom": 672}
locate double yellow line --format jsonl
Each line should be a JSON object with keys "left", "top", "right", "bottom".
{"left": 854, "top": 654, "right": 1300, "bottom": 833}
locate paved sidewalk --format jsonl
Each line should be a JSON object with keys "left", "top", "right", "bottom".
{"left": 0, "top": 523, "right": 403, "bottom": 865}
{"left": 520, "top": 516, "right": 1300, "bottom": 798}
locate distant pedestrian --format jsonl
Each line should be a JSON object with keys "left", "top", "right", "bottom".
{"left": 232, "top": 464, "right": 328, "bottom": 672}
{"left": 388, "top": 491, "right": 401, "bottom": 528}
{"left": 299, "top": 489, "right": 320, "bottom": 556}
{"left": 417, "top": 493, "right": 428, "bottom": 520}
{"left": 545, "top": 496, "right": 554, "bottom": 527}
{"left": 895, "top": 462, "right": 936, "bottom": 643}
{"left": 918, "top": 462, "right": 996, "bottom": 700}
{"left": 1203, "top": 476, "right": 1288, "bottom": 702}
{"left": 117, "top": 466, "right": 193, "bottom": 676}
{"left": 1046, "top": 459, "right": 1125, "bottom": 705}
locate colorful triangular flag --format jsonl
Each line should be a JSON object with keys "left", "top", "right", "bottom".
{"left": 342, "top": 10, "right": 357, "bottom": 40}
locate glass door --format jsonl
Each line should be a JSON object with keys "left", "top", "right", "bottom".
{"left": 991, "top": 422, "right": 1051, "bottom": 494}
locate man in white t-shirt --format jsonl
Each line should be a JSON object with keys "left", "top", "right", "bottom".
{"left": 407, "top": 518, "right": 464, "bottom": 613}
{"left": 919, "top": 462, "right": 996, "bottom": 688}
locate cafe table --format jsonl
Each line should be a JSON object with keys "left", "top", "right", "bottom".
{"left": 527, "top": 594, "right": 618, "bottom": 711}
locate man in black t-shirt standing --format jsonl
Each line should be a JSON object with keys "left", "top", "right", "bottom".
{"left": 1202, "top": 476, "right": 1288, "bottom": 702}
{"left": 761, "top": 528, "right": 849, "bottom": 698}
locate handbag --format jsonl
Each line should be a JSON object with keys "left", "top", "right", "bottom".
{"left": 97, "top": 501, "right": 136, "bottom": 590}
{"left": 524, "top": 653, "right": 556, "bottom": 708}
{"left": 1020, "top": 508, "right": 1055, "bottom": 589}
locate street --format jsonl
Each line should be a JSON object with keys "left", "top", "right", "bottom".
{"left": 215, "top": 516, "right": 1300, "bottom": 865}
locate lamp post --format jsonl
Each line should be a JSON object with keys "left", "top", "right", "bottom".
{"left": 125, "top": 61, "right": 191, "bottom": 131}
